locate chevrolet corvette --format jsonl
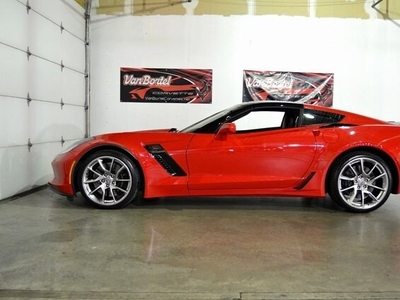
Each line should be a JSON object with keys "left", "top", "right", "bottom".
{"left": 49, "top": 101, "right": 400, "bottom": 212}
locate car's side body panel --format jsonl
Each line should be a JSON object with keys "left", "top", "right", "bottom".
{"left": 187, "top": 127, "right": 317, "bottom": 192}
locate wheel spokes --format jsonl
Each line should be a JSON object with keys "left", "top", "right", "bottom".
{"left": 89, "top": 184, "right": 103, "bottom": 196}
{"left": 98, "top": 159, "right": 109, "bottom": 173}
{"left": 338, "top": 156, "right": 389, "bottom": 209}
{"left": 82, "top": 155, "right": 133, "bottom": 205}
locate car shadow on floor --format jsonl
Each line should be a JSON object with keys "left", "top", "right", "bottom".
{"left": 128, "top": 194, "right": 345, "bottom": 213}
{"left": 35, "top": 187, "right": 346, "bottom": 213}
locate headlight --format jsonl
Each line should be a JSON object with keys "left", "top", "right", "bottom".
{"left": 58, "top": 137, "right": 95, "bottom": 155}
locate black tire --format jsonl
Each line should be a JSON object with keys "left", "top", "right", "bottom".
{"left": 78, "top": 150, "right": 140, "bottom": 209}
{"left": 328, "top": 151, "right": 392, "bottom": 213}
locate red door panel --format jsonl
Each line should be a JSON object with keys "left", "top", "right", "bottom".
{"left": 187, "top": 127, "right": 316, "bottom": 192}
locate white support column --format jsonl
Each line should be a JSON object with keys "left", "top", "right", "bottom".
{"left": 309, "top": 0, "right": 316, "bottom": 17}
{"left": 182, "top": 0, "right": 199, "bottom": 16}
{"left": 124, "top": 0, "right": 134, "bottom": 15}
{"left": 247, "top": 0, "right": 256, "bottom": 15}
{"left": 364, "top": 0, "right": 379, "bottom": 19}
{"left": 91, "top": 0, "right": 99, "bottom": 12}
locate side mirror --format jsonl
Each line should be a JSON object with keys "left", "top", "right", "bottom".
{"left": 215, "top": 123, "right": 236, "bottom": 140}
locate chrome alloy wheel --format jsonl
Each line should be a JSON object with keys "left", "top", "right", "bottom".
{"left": 337, "top": 156, "right": 390, "bottom": 210}
{"left": 81, "top": 155, "right": 133, "bottom": 206}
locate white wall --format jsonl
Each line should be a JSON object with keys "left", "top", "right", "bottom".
{"left": 0, "top": 0, "right": 86, "bottom": 200}
{"left": 90, "top": 14, "right": 400, "bottom": 135}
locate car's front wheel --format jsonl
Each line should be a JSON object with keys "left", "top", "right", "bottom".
{"left": 78, "top": 150, "right": 140, "bottom": 209}
{"left": 328, "top": 151, "right": 392, "bottom": 213}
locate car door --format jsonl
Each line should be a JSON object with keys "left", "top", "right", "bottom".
{"left": 186, "top": 109, "right": 317, "bottom": 193}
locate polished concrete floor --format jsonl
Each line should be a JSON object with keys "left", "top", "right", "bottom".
{"left": 1, "top": 188, "right": 400, "bottom": 300}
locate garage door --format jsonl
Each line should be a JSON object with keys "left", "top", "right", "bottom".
{"left": 0, "top": 0, "right": 86, "bottom": 200}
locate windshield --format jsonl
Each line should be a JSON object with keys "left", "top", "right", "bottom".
{"left": 179, "top": 108, "right": 231, "bottom": 133}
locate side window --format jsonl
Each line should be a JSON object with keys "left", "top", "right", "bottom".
{"left": 302, "top": 109, "right": 344, "bottom": 125}
{"left": 233, "top": 111, "right": 285, "bottom": 132}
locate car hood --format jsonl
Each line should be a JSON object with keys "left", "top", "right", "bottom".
{"left": 91, "top": 128, "right": 192, "bottom": 148}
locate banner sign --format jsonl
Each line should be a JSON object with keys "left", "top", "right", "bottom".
{"left": 121, "top": 68, "right": 213, "bottom": 104}
{"left": 243, "top": 70, "right": 334, "bottom": 107}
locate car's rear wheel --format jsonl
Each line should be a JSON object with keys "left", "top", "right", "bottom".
{"left": 78, "top": 150, "right": 140, "bottom": 209}
{"left": 328, "top": 151, "right": 392, "bottom": 213}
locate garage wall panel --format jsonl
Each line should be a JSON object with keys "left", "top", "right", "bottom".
{"left": 61, "top": 33, "right": 86, "bottom": 75}
{"left": 28, "top": 11, "right": 63, "bottom": 64}
{"left": 0, "top": 148, "right": 30, "bottom": 196}
{"left": 0, "top": 0, "right": 86, "bottom": 200}
{"left": 0, "top": 97, "right": 29, "bottom": 147}
{"left": 0, "top": 0, "right": 28, "bottom": 50}
{"left": 0, "top": 46, "right": 29, "bottom": 97}
{"left": 61, "top": 70, "right": 85, "bottom": 106}
{"left": 29, "top": 102, "right": 63, "bottom": 143}
{"left": 27, "top": 57, "right": 62, "bottom": 103}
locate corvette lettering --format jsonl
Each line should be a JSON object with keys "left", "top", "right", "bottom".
{"left": 123, "top": 74, "right": 172, "bottom": 86}
{"left": 153, "top": 91, "right": 195, "bottom": 96}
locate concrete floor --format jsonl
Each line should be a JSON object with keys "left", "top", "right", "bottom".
{"left": 1, "top": 188, "right": 400, "bottom": 300}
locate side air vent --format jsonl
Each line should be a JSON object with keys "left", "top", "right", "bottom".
{"left": 294, "top": 172, "right": 316, "bottom": 190}
{"left": 145, "top": 144, "right": 187, "bottom": 176}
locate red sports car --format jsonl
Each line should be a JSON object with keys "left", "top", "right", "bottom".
{"left": 49, "top": 102, "right": 400, "bottom": 212}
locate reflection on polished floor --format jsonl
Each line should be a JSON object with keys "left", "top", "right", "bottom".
{"left": 1, "top": 187, "right": 400, "bottom": 300}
